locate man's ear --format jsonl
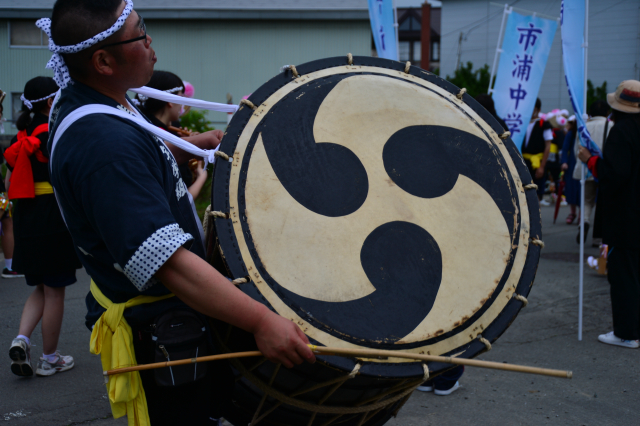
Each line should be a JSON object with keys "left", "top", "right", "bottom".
{"left": 91, "top": 49, "right": 117, "bottom": 76}
{"left": 47, "top": 97, "right": 54, "bottom": 108}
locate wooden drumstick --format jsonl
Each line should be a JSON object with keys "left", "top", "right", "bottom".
{"left": 169, "top": 125, "right": 193, "bottom": 136}
{"left": 103, "top": 345, "right": 572, "bottom": 379}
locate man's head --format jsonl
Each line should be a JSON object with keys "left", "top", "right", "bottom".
{"left": 50, "top": 0, "right": 155, "bottom": 91}
{"left": 589, "top": 99, "right": 609, "bottom": 118}
{"left": 531, "top": 98, "right": 541, "bottom": 120}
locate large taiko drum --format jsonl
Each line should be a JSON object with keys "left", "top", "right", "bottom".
{"left": 206, "top": 56, "right": 542, "bottom": 426}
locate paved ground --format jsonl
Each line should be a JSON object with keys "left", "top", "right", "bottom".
{"left": 1, "top": 205, "right": 638, "bottom": 425}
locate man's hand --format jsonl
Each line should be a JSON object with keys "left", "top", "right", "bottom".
{"left": 535, "top": 167, "right": 545, "bottom": 179}
{"left": 157, "top": 247, "right": 316, "bottom": 369}
{"left": 252, "top": 311, "right": 316, "bottom": 368}
{"left": 561, "top": 163, "right": 568, "bottom": 171}
{"left": 186, "top": 129, "right": 223, "bottom": 151}
{"left": 577, "top": 146, "right": 591, "bottom": 163}
{"left": 167, "top": 130, "right": 225, "bottom": 165}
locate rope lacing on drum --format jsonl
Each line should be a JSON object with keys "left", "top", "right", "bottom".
{"left": 404, "top": 61, "right": 411, "bottom": 74}
{"left": 499, "top": 131, "right": 511, "bottom": 139}
{"left": 214, "top": 151, "right": 232, "bottom": 161}
{"left": 212, "top": 325, "right": 431, "bottom": 426}
{"left": 524, "top": 183, "right": 538, "bottom": 190}
{"left": 232, "top": 277, "right": 249, "bottom": 286}
{"left": 530, "top": 238, "right": 545, "bottom": 248}
{"left": 208, "top": 210, "right": 228, "bottom": 219}
{"left": 513, "top": 293, "right": 529, "bottom": 307}
{"left": 456, "top": 88, "right": 467, "bottom": 100}
{"left": 478, "top": 336, "right": 492, "bottom": 352}
{"left": 240, "top": 99, "right": 257, "bottom": 110}
{"left": 283, "top": 64, "right": 300, "bottom": 78}
{"left": 347, "top": 53, "right": 353, "bottom": 65}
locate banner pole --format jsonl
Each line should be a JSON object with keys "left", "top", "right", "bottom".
{"left": 488, "top": 4, "right": 510, "bottom": 94}
{"left": 392, "top": 0, "right": 400, "bottom": 61}
{"left": 578, "top": 0, "right": 589, "bottom": 342}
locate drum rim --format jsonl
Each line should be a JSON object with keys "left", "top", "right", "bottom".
{"left": 212, "top": 56, "right": 542, "bottom": 378}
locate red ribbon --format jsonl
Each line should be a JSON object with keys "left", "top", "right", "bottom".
{"left": 5, "top": 123, "right": 49, "bottom": 199}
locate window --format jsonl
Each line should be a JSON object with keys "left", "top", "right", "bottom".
{"left": 9, "top": 20, "right": 49, "bottom": 47}
{"left": 399, "top": 15, "right": 421, "bottom": 32}
{"left": 399, "top": 41, "right": 411, "bottom": 62}
{"left": 413, "top": 41, "right": 421, "bottom": 62}
{"left": 431, "top": 41, "right": 440, "bottom": 62}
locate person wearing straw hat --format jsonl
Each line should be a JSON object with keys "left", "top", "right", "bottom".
{"left": 40, "top": 1, "right": 315, "bottom": 424}
{"left": 578, "top": 80, "right": 640, "bottom": 349}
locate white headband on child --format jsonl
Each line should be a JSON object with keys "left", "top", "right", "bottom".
{"left": 36, "top": 0, "right": 134, "bottom": 89}
{"left": 21, "top": 92, "right": 58, "bottom": 111}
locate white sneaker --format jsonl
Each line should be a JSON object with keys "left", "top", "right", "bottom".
{"left": 540, "top": 199, "right": 551, "bottom": 206}
{"left": 434, "top": 381, "right": 460, "bottom": 396}
{"left": 36, "top": 351, "right": 74, "bottom": 376}
{"left": 416, "top": 382, "right": 434, "bottom": 392}
{"left": 598, "top": 332, "right": 639, "bottom": 349}
{"left": 9, "top": 338, "right": 33, "bottom": 377}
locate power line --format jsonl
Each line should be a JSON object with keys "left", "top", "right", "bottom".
{"left": 441, "top": 0, "right": 522, "bottom": 38}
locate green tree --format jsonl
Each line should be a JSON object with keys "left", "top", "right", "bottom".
{"left": 587, "top": 80, "right": 608, "bottom": 112}
{"left": 179, "top": 109, "right": 215, "bottom": 133}
{"left": 446, "top": 62, "right": 493, "bottom": 98}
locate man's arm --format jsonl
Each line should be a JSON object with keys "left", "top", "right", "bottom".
{"left": 536, "top": 139, "right": 551, "bottom": 179}
{"left": 166, "top": 130, "right": 224, "bottom": 165}
{"left": 156, "top": 247, "right": 316, "bottom": 368}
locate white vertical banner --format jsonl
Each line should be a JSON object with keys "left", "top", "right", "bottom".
{"left": 368, "top": 0, "right": 399, "bottom": 61}
{"left": 492, "top": 11, "right": 558, "bottom": 151}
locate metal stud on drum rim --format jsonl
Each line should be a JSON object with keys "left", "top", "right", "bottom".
{"left": 209, "top": 55, "right": 542, "bottom": 426}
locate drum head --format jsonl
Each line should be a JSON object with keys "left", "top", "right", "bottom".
{"left": 212, "top": 56, "right": 541, "bottom": 378}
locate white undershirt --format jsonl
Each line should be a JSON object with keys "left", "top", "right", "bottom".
{"left": 524, "top": 121, "right": 553, "bottom": 148}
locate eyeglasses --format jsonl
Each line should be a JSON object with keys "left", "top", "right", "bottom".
{"left": 102, "top": 15, "right": 147, "bottom": 48}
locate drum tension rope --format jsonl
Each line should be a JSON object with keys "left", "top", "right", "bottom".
{"left": 404, "top": 61, "right": 411, "bottom": 74}
{"left": 478, "top": 336, "right": 492, "bottom": 352}
{"left": 214, "top": 151, "right": 232, "bottom": 161}
{"left": 283, "top": 65, "right": 299, "bottom": 78}
{"left": 530, "top": 239, "right": 545, "bottom": 248}
{"left": 240, "top": 99, "right": 257, "bottom": 110}
{"left": 499, "top": 131, "right": 511, "bottom": 139}
{"left": 524, "top": 183, "right": 538, "bottom": 190}
{"left": 513, "top": 293, "right": 529, "bottom": 307}
{"left": 456, "top": 88, "right": 467, "bottom": 100}
{"left": 347, "top": 53, "right": 353, "bottom": 65}
{"left": 213, "top": 324, "right": 432, "bottom": 426}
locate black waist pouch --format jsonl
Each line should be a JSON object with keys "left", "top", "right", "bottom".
{"left": 152, "top": 308, "right": 210, "bottom": 387}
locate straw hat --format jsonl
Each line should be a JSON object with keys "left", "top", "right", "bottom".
{"left": 607, "top": 80, "right": 640, "bottom": 113}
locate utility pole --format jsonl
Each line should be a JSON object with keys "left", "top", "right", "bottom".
{"left": 456, "top": 32, "right": 463, "bottom": 70}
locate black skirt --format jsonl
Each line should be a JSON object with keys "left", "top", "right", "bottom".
{"left": 12, "top": 193, "right": 81, "bottom": 276}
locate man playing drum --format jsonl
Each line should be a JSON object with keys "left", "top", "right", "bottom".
{"left": 43, "top": 1, "right": 315, "bottom": 424}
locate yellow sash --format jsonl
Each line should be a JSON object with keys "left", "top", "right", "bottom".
{"left": 522, "top": 152, "right": 544, "bottom": 170}
{"left": 550, "top": 144, "right": 559, "bottom": 154}
{"left": 89, "top": 280, "right": 174, "bottom": 426}
{"left": 34, "top": 182, "right": 54, "bottom": 196}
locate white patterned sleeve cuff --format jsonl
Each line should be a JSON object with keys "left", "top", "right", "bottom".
{"left": 124, "top": 223, "right": 193, "bottom": 291}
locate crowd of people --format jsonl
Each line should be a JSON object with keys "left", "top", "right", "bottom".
{"left": 477, "top": 84, "right": 640, "bottom": 350}
{"left": 0, "top": 0, "right": 638, "bottom": 424}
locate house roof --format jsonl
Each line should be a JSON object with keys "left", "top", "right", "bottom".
{"left": 0, "top": 1, "right": 370, "bottom": 20}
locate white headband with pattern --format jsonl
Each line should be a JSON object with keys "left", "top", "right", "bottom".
{"left": 36, "top": 0, "right": 134, "bottom": 89}
{"left": 21, "top": 92, "right": 58, "bottom": 111}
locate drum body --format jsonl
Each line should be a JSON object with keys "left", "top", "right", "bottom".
{"left": 208, "top": 56, "right": 542, "bottom": 426}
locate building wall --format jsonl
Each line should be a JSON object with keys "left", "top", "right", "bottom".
{"left": 0, "top": 18, "right": 371, "bottom": 133}
{"left": 440, "top": 0, "right": 640, "bottom": 112}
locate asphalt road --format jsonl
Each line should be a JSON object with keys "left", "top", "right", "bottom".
{"left": 1, "top": 205, "right": 638, "bottom": 425}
